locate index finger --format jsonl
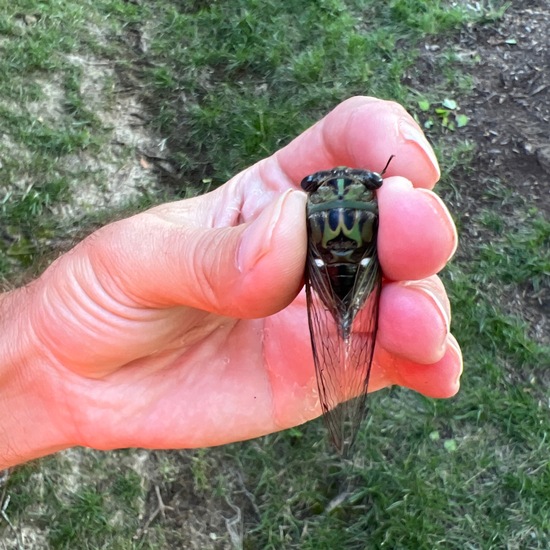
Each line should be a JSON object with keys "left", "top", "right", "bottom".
{"left": 180, "top": 97, "right": 440, "bottom": 227}
{"left": 275, "top": 96, "right": 440, "bottom": 189}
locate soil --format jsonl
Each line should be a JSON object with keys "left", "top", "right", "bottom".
{"left": 457, "top": 1, "right": 549, "bottom": 341}
{"left": 412, "top": 1, "right": 549, "bottom": 343}
{"left": 454, "top": 1, "right": 550, "bottom": 216}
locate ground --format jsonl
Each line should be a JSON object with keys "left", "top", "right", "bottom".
{"left": 407, "top": 1, "right": 549, "bottom": 346}
{"left": 449, "top": 2, "right": 549, "bottom": 341}
{"left": 455, "top": 1, "right": 549, "bottom": 216}
{"left": 1, "top": 1, "right": 549, "bottom": 548}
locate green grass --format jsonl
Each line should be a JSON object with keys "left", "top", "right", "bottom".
{"left": 0, "top": 0, "right": 153, "bottom": 278}
{"left": 139, "top": 0, "right": 479, "bottom": 183}
{"left": 2, "top": 0, "right": 549, "bottom": 548}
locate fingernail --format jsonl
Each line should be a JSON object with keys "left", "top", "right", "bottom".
{"left": 237, "top": 190, "right": 293, "bottom": 273}
{"left": 447, "top": 334, "right": 463, "bottom": 386}
{"left": 417, "top": 189, "right": 459, "bottom": 262}
{"left": 399, "top": 119, "right": 440, "bottom": 176}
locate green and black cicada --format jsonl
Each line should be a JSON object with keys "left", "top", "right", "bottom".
{"left": 301, "top": 158, "right": 393, "bottom": 454}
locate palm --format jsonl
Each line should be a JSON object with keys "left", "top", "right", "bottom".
{"left": 39, "top": 184, "right": 314, "bottom": 450}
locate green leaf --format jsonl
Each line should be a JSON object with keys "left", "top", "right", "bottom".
{"left": 288, "top": 427, "right": 303, "bottom": 438}
{"left": 418, "top": 99, "right": 430, "bottom": 112}
{"left": 444, "top": 439, "right": 458, "bottom": 452}
{"left": 456, "top": 114, "right": 470, "bottom": 127}
{"left": 442, "top": 98, "right": 457, "bottom": 110}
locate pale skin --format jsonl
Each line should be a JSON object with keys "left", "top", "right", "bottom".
{"left": 0, "top": 97, "right": 462, "bottom": 470}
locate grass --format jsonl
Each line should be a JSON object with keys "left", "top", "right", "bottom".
{"left": 139, "top": 0, "right": 480, "bottom": 183}
{"left": 1, "top": 0, "right": 549, "bottom": 548}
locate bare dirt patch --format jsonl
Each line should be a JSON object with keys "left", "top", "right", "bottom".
{"left": 58, "top": 54, "right": 161, "bottom": 213}
{"left": 413, "top": 1, "right": 549, "bottom": 344}
{"left": 459, "top": 2, "right": 549, "bottom": 342}
{"left": 458, "top": 2, "right": 549, "bottom": 213}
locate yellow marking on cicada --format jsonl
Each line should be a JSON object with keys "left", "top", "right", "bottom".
{"left": 321, "top": 210, "right": 350, "bottom": 248}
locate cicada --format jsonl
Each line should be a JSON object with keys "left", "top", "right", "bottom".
{"left": 301, "top": 158, "right": 393, "bottom": 454}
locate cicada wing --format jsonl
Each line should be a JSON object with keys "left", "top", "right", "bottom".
{"left": 305, "top": 246, "right": 382, "bottom": 454}
{"left": 304, "top": 257, "right": 346, "bottom": 450}
{"left": 342, "top": 247, "right": 382, "bottom": 447}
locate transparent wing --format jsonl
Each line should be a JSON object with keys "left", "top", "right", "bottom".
{"left": 305, "top": 247, "right": 381, "bottom": 455}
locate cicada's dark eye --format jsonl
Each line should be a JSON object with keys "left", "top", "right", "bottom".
{"left": 357, "top": 172, "right": 383, "bottom": 190}
{"left": 301, "top": 170, "right": 335, "bottom": 192}
{"left": 301, "top": 176, "right": 311, "bottom": 191}
{"left": 301, "top": 175, "right": 320, "bottom": 193}
{"left": 369, "top": 173, "right": 383, "bottom": 188}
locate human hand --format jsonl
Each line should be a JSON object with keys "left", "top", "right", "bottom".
{"left": 0, "top": 97, "right": 461, "bottom": 467}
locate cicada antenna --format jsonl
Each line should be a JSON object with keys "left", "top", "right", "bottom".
{"left": 380, "top": 155, "right": 395, "bottom": 176}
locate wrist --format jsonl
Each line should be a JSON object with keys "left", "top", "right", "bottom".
{"left": 0, "top": 285, "right": 73, "bottom": 469}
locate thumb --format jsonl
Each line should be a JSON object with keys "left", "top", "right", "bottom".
{"left": 232, "top": 189, "right": 308, "bottom": 317}
{"left": 94, "top": 189, "right": 308, "bottom": 319}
